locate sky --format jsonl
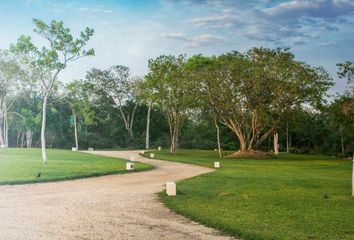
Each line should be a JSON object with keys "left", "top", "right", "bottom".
{"left": 0, "top": 0, "right": 353, "bottom": 93}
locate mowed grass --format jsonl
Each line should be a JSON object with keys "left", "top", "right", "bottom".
{"left": 0, "top": 148, "right": 152, "bottom": 185}
{"left": 147, "top": 150, "right": 354, "bottom": 240}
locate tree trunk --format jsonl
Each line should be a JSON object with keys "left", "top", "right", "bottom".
{"left": 170, "top": 125, "right": 178, "bottom": 155}
{"left": 41, "top": 93, "right": 48, "bottom": 164}
{"left": 4, "top": 110, "right": 8, "bottom": 147}
{"left": 239, "top": 138, "right": 247, "bottom": 152}
{"left": 214, "top": 115, "right": 222, "bottom": 158}
{"left": 145, "top": 104, "right": 151, "bottom": 149}
{"left": 171, "top": 129, "right": 179, "bottom": 155}
{"left": 286, "top": 121, "right": 289, "bottom": 153}
{"left": 26, "top": 130, "right": 32, "bottom": 148}
{"left": 0, "top": 100, "right": 5, "bottom": 147}
{"left": 16, "top": 129, "right": 20, "bottom": 147}
{"left": 73, "top": 108, "right": 79, "bottom": 150}
{"left": 167, "top": 112, "right": 180, "bottom": 155}
{"left": 274, "top": 132, "right": 279, "bottom": 155}
{"left": 118, "top": 103, "right": 137, "bottom": 140}
{"left": 340, "top": 125, "right": 344, "bottom": 155}
{"left": 1, "top": 102, "right": 9, "bottom": 148}
{"left": 21, "top": 131, "right": 25, "bottom": 148}
{"left": 0, "top": 117, "right": 4, "bottom": 147}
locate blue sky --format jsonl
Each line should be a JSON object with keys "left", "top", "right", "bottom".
{"left": 0, "top": 0, "right": 353, "bottom": 93}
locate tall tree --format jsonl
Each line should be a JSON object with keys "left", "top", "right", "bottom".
{"left": 65, "top": 80, "right": 99, "bottom": 150}
{"left": 0, "top": 50, "right": 24, "bottom": 148}
{"left": 86, "top": 66, "right": 139, "bottom": 140}
{"left": 11, "top": 19, "right": 94, "bottom": 163}
{"left": 143, "top": 55, "right": 195, "bottom": 155}
{"left": 188, "top": 48, "right": 332, "bottom": 153}
{"left": 337, "top": 61, "right": 354, "bottom": 156}
{"left": 336, "top": 61, "right": 354, "bottom": 198}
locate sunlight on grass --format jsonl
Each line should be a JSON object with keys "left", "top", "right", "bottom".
{"left": 0, "top": 148, "right": 152, "bottom": 185}
{"left": 148, "top": 150, "right": 354, "bottom": 240}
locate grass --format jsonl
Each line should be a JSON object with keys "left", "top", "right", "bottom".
{"left": 145, "top": 149, "right": 354, "bottom": 240}
{"left": 0, "top": 148, "right": 152, "bottom": 185}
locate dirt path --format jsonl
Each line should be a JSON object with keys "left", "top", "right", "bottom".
{"left": 0, "top": 150, "right": 234, "bottom": 240}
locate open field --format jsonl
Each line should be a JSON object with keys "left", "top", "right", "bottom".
{"left": 0, "top": 148, "right": 152, "bottom": 185}
{"left": 146, "top": 150, "right": 354, "bottom": 240}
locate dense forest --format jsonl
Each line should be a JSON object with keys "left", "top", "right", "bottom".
{"left": 0, "top": 19, "right": 353, "bottom": 158}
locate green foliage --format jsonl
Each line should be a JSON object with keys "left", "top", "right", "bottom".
{"left": 12, "top": 19, "right": 94, "bottom": 71}
{"left": 143, "top": 55, "right": 198, "bottom": 154}
{"left": 2, "top": 42, "right": 352, "bottom": 157}
{"left": 337, "top": 61, "right": 354, "bottom": 85}
{"left": 187, "top": 48, "right": 333, "bottom": 152}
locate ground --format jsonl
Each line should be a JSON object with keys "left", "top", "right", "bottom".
{"left": 0, "top": 148, "right": 151, "bottom": 184}
{"left": 149, "top": 150, "right": 354, "bottom": 240}
{"left": 0, "top": 150, "right": 233, "bottom": 240}
{"left": 2, "top": 148, "right": 353, "bottom": 240}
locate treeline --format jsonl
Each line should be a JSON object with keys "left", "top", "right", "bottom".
{"left": 0, "top": 19, "right": 353, "bottom": 159}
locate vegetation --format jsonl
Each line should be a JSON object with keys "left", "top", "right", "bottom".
{"left": 10, "top": 19, "right": 94, "bottom": 164}
{"left": 150, "top": 150, "right": 354, "bottom": 240}
{"left": 143, "top": 55, "right": 196, "bottom": 154}
{"left": 187, "top": 49, "right": 332, "bottom": 153}
{"left": 0, "top": 148, "right": 152, "bottom": 185}
{"left": 0, "top": 16, "right": 353, "bottom": 239}
{"left": 86, "top": 65, "right": 140, "bottom": 141}
{"left": 0, "top": 19, "right": 352, "bottom": 161}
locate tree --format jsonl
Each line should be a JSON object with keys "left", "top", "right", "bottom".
{"left": 337, "top": 61, "right": 354, "bottom": 86}
{"left": 336, "top": 61, "right": 354, "bottom": 198}
{"left": 145, "top": 103, "right": 152, "bottom": 149}
{"left": 188, "top": 48, "right": 332, "bottom": 153}
{"left": 337, "top": 61, "right": 354, "bottom": 156}
{"left": 11, "top": 19, "right": 94, "bottom": 163}
{"left": 143, "top": 55, "right": 195, "bottom": 155}
{"left": 65, "top": 80, "right": 99, "bottom": 150}
{"left": 87, "top": 66, "right": 139, "bottom": 141}
{"left": 0, "top": 50, "right": 25, "bottom": 148}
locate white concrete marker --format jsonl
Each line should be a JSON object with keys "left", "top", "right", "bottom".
{"left": 214, "top": 161, "right": 220, "bottom": 168}
{"left": 72, "top": 147, "right": 77, "bottom": 152}
{"left": 0, "top": 144, "right": 5, "bottom": 148}
{"left": 126, "top": 162, "right": 135, "bottom": 171}
{"left": 130, "top": 156, "right": 136, "bottom": 161}
{"left": 150, "top": 153, "right": 155, "bottom": 158}
{"left": 88, "top": 148, "right": 94, "bottom": 152}
{"left": 166, "top": 182, "right": 176, "bottom": 196}
{"left": 158, "top": 146, "right": 162, "bottom": 151}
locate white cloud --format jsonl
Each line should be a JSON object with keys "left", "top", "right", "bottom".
{"left": 318, "top": 41, "right": 336, "bottom": 46}
{"left": 263, "top": 0, "right": 354, "bottom": 19}
{"left": 160, "top": 32, "right": 187, "bottom": 40}
{"left": 191, "top": 10, "right": 240, "bottom": 28}
{"left": 161, "top": 31, "right": 224, "bottom": 48}
{"left": 78, "top": 7, "right": 113, "bottom": 14}
{"left": 182, "top": 34, "right": 224, "bottom": 48}
{"left": 189, "top": 0, "right": 354, "bottom": 43}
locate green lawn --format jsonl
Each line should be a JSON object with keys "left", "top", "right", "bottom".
{"left": 0, "top": 148, "right": 152, "bottom": 185}
{"left": 146, "top": 150, "right": 354, "bottom": 240}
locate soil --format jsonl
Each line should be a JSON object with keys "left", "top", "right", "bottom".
{"left": 226, "top": 150, "right": 274, "bottom": 158}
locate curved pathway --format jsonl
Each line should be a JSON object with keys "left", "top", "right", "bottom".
{"left": 0, "top": 150, "right": 234, "bottom": 240}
